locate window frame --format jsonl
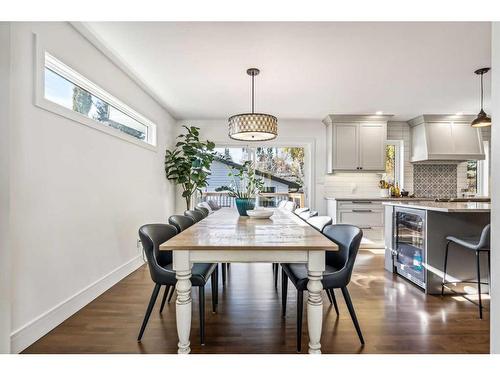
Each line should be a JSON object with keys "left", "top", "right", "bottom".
{"left": 385, "top": 140, "right": 404, "bottom": 188}
{"left": 210, "top": 141, "right": 313, "bottom": 208}
{"left": 34, "top": 36, "right": 157, "bottom": 151}
{"left": 477, "top": 140, "right": 490, "bottom": 197}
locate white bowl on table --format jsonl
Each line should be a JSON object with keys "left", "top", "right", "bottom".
{"left": 246, "top": 209, "right": 274, "bottom": 219}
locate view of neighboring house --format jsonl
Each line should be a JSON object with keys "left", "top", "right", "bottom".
{"left": 205, "top": 158, "right": 302, "bottom": 193}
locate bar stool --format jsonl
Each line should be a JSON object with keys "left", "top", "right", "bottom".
{"left": 441, "top": 224, "right": 490, "bottom": 319}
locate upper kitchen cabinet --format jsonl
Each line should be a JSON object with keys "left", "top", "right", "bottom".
{"left": 408, "top": 115, "right": 485, "bottom": 162}
{"left": 323, "top": 115, "right": 392, "bottom": 173}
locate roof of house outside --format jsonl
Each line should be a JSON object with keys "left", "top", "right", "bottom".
{"left": 215, "top": 158, "right": 301, "bottom": 189}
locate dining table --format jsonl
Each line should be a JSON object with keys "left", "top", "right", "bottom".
{"left": 159, "top": 207, "right": 338, "bottom": 354}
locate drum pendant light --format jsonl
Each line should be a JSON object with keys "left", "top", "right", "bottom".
{"left": 228, "top": 68, "right": 278, "bottom": 141}
{"left": 471, "top": 67, "right": 491, "bottom": 128}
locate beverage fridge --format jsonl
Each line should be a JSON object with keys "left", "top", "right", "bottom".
{"left": 391, "top": 207, "right": 426, "bottom": 289}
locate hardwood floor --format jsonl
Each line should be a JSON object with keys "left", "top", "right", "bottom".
{"left": 23, "top": 250, "right": 489, "bottom": 354}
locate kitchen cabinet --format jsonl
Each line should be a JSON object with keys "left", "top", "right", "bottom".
{"left": 409, "top": 115, "right": 485, "bottom": 162}
{"left": 326, "top": 198, "right": 385, "bottom": 248}
{"left": 323, "top": 115, "right": 392, "bottom": 172}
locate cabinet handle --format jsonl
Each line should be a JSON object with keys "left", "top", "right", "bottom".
{"left": 352, "top": 200, "right": 373, "bottom": 204}
{"left": 353, "top": 209, "right": 373, "bottom": 213}
{"left": 360, "top": 226, "right": 373, "bottom": 230}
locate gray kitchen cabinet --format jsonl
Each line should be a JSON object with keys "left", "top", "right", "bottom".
{"left": 323, "top": 114, "right": 392, "bottom": 172}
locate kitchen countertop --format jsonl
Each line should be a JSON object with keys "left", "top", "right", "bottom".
{"left": 382, "top": 201, "right": 491, "bottom": 213}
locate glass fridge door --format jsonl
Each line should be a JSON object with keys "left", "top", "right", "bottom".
{"left": 395, "top": 209, "right": 425, "bottom": 286}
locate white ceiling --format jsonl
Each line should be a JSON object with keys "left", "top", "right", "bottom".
{"left": 82, "top": 22, "right": 491, "bottom": 121}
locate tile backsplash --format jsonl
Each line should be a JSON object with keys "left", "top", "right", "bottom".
{"left": 413, "top": 164, "right": 457, "bottom": 198}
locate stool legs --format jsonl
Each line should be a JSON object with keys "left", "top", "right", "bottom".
{"left": 476, "top": 250, "right": 483, "bottom": 319}
{"left": 441, "top": 241, "right": 451, "bottom": 296}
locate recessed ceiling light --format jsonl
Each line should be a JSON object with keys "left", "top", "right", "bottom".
{"left": 375, "top": 111, "right": 383, "bottom": 115}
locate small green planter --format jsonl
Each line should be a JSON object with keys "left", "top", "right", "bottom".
{"left": 235, "top": 198, "right": 255, "bottom": 216}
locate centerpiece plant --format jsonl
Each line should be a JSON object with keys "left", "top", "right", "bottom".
{"left": 216, "top": 160, "right": 264, "bottom": 216}
{"left": 164, "top": 126, "right": 215, "bottom": 210}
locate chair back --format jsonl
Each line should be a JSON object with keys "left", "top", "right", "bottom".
{"left": 322, "top": 224, "right": 363, "bottom": 285}
{"left": 284, "top": 201, "right": 296, "bottom": 211}
{"left": 298, "top": 211, "right": 312, "bottom": 220}
{"left": 185, "top": 209, "right": 204, "bottom": 222}
{"left": 206, "top": 200, "right": 220, "bottom": 210}
{"left": 478, "top": 224, "right": 491, "bottom": 249}
{"left": 138, "top": 224, "right": 178, "bottom": 284}
{"left": 295, "top": 207, "right": 310, "bottom": 215}
{"left": 195, "top": 206, "right": 209, "bottom": 218}
{"left": 307, "top": 216, "right": 332, "bottom": 232}
{"left": 168, "top": 215, "right": 194, "bottom": 233}
{"left": 277, "top": 200, "right": 287, "bottom": 209}
{"left": 197, "top": 201, "right": 213, "bottom": 213}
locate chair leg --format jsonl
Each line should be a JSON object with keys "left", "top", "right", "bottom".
{"left": 341, "top": 286, "right": 365, "bottom": 345}
{"left": 330, "top": 289, "right": 340, "bottom": 316}
{"left": 214, "top": 266, "right": 219, "bottom": 305}
{"left": 441, "top": 241, "right": 451, "bottom": 296}
{"left": 297, "top": 290, "right": 304, "bottom": 353}
{"left": 274, "top": 264, "right": 279, "bottom": 290}
{"left": 167, "top": 284, "right": 175, "bottom": 303}
{"left": 476, "top": 251, "right": 483, "bottom": 319}
{"left": 211, "top": 269, "right": 218, "bottom": 313}
{"left": 281, "top": 269, "right": 288, "bottom": 317}
{"left": 487, "top": 251, "right": 491, "bottom": 295}
{"left": 137, "top": 283, "right": 161, "bottom": 341}
{"left": 159, "top": 285, "right": 171, "bottom": 313}
{"left": 222, "top": 263, "right": 227, "bottom": 285}
{"left": 199, "top": 286, "right": 205, "bottom": 345}
{"left": 326, "top": 289, "right": 333, "bottom": 304}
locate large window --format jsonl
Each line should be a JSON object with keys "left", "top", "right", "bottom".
{"left": 208, "top": 146, "right": 305, "bottom": 192}
{"left": 464, "top": 141, "right": 489, "bottom": 196}
{"left": 204, "top": 146, "right": 306, "bottom": 207}
{"left": 41, "top": 52, "right": 156, "bottom": 146}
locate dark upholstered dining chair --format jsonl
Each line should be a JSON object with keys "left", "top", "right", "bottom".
{"left": 138, "top": 223, "right": 218, "bottom": 345}
{"left": 168, "top": 215, "right": 195, "bottom": 233}
{"left": 281, "top": 224, "right": 364, "bottom": 352}
{"left": 185, "top": 209, "right": 204, "bottom": 223}
{"left": 195, "top": 206, "right": 210, "bottom": 218}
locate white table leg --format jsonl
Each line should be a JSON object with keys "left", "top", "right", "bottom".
{"left": 173, "top": 250, "right": 192, "bottom": 354}
{"left": 307, "top": 250, "right": 325, "bottom": 354}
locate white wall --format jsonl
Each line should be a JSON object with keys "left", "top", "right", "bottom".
{"left": 8, "top": 22, "right": 176, "bottom": 352}
{"left": 490, "top": 22, "right": 500, "bottom": 354}
{"left": 0, "top": 22, "right": 12, "bottom": 354}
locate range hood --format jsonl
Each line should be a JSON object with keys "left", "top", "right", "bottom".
{"left": 408, "top": 115, "right": 486, "bottom": 163}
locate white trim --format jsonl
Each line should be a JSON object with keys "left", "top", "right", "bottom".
{"left": 33, "top": 33, "right": 158, "bottom": 151}
{"left": 477, "top": 140, "right": 490, "bottom": 196}
{"left": 385, "top": 139, "right": 404, "bottom": 188}
{"left": 10, "top": 255, "right": 145, "bottom": 353}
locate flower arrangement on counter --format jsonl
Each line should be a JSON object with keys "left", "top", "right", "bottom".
{"left": 379, "top": 179, "right": 405, "bottom": 198}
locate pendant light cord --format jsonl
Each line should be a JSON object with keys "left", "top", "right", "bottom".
{"left": 251, "top": 74, "right": 255, "bottom": 114}
{"left": 480, "top": 72, "right": 484, "bottom": 111}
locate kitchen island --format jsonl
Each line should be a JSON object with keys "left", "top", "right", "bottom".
{"left": 383, "top": 201, "right": 490, "bottom": 294}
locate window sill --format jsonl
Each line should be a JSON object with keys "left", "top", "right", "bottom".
{"left": 34, "top": 96, "right": 158, "bottom": 153}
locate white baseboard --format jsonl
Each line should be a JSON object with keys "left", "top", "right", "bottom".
{"left": 10, "top": 255, "right": 145, "bottom": 353}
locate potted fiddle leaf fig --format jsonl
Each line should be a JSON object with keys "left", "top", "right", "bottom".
{"left": 215, "top": 161, "right": 264, "bottom": 216}
{"left": 164, "top": 126, "right": 215, "bottom": 210}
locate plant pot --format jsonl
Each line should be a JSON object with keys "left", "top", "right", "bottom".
{"left": 235, "top": 198, "right": 255, "bottom": 216}
{"left": 379, "top": 189, "right": 390, "bottom": 198}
